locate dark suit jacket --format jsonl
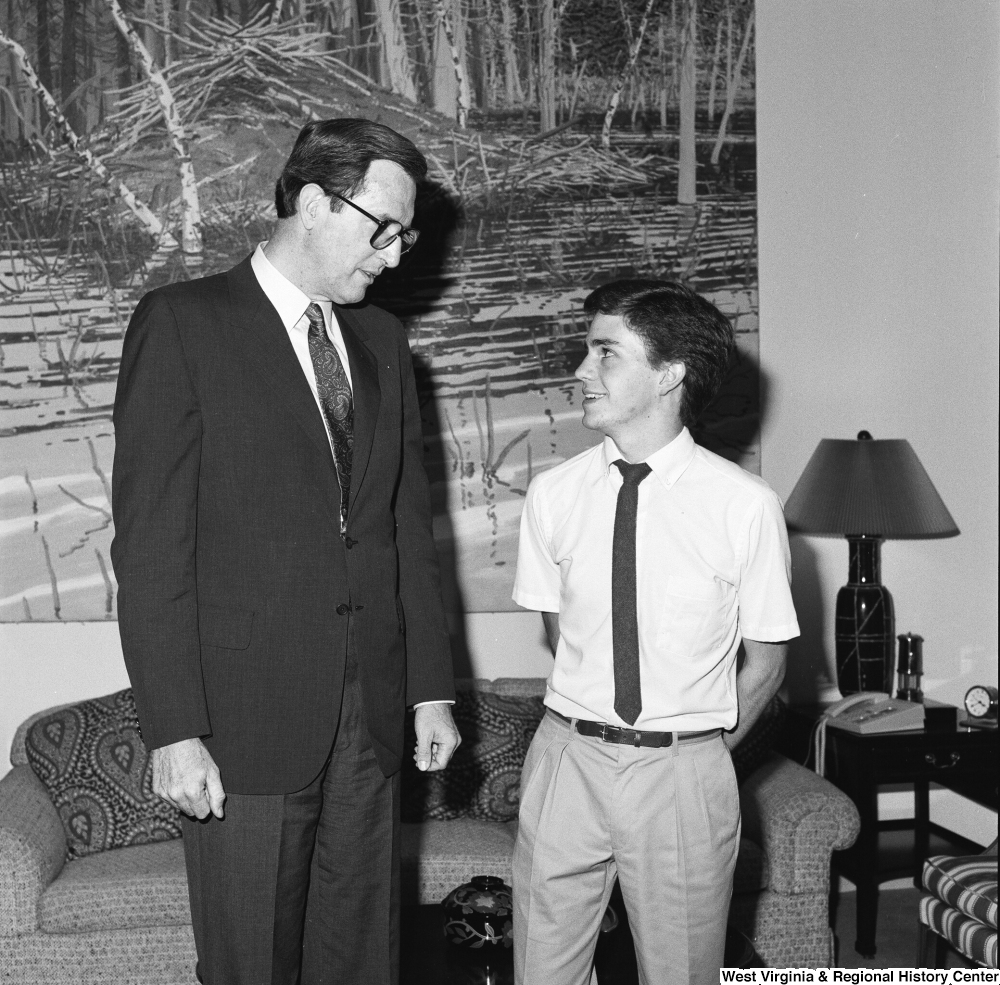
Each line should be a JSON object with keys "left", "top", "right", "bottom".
{"left": 110, "top": 256, "right": 455, "bottom": 795}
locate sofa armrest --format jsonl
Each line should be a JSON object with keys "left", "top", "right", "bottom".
{"left": 0, "top": 765, "right": 67, "bottom": 935}
{"left": 739, "top": 752, "right": 860, "bottom": 896}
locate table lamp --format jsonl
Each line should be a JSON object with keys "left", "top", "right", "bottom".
{"left": 783, "top": 431, "right": 959, "bottom": 695}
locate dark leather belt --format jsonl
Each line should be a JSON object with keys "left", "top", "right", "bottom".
{"left": 550, "top": 709, "right": 721, "bottom": 748}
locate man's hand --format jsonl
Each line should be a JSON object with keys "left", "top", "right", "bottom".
{"left": 151, "top": 737, "right": 226, "bottom": 819}
{"left": 724, "top": 639, "right": 788, "bottom": 751}
{"left": 413, "top": 703, "right": 461, "bottom": 772}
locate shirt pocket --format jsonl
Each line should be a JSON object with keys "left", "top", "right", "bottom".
{"left": 654, "top": 575, "right": 726, "bottom": 652}
{"left": 664, "top": 575, "right": 723, "bottom": 601}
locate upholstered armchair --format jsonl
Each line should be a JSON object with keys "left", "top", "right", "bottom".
{"left": 918, "top": 839, "right": 998, "bottom": 969}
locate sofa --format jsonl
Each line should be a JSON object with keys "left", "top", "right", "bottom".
{"left": 0, "top": 678, "right": 860, "bottom": 982}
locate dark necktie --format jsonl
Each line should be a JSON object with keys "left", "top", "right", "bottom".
{"left": 305, "top": 303, "right": 353, "bottom": 536}
{"left": 612, "top": 459, "right": 652, "bottom": 725}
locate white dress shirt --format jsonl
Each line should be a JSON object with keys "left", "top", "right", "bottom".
{"left": 251, "top": 242, "right": 353, "bottom": 413}
{"left": 513, "top": 428, "right": 800, "bottom": 731}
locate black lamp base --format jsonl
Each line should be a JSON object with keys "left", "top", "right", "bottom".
{"left": 834, "top": 536, "right": 895, "bottom": 696}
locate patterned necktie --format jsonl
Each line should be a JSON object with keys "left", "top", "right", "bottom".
{"left": 612, "top": 459, "right": 652, "bottom": 726}
{"left": 305, "top": 303, "right": 353, "bottom": 536}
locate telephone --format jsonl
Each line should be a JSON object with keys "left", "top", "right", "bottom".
{"left": 824, "top": 692, "right": 926, "bottom": 734}
{"left": 812, "top": 693, "right": 925, "bottom": 776}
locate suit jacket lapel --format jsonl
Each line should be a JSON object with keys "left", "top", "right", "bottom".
{"left": 335, "top": 305, "right": 381, "bottom": 518}
{"left": 225, "top": 259, "right": 340, "bottom": 507}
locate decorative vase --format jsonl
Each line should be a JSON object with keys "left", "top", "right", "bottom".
{"left": 442, "top": 875, "right": 514, "bottom": 949}
{"left": 835, "top": 535, "right": 895, "bottom": 695}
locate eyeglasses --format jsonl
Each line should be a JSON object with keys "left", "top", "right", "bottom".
{"left": 329, "top": 192, "right": 420, "bottom": 253}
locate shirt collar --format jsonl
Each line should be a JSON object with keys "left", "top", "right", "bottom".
{"left": 601, "top": 427, "right": 696, "bottom": 489}
{"left": 250, "top": 242, "right": 333, "bottom": 333}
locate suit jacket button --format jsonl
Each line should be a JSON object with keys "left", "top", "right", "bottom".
{"left": 336, "top": 603, "right": 350, "bottom": 615}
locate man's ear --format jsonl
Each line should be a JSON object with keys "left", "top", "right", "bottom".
{"left": 658, "top": 361, "right": 685, "bottom": 396}
{"left": 297, "top": 184, "right": 326, "bottom": 230}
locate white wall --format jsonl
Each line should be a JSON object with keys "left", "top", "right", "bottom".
{"left": 755, "top": 1, "right": 999, "bottom": 848}
{"left": 755, "top": 0, "right": 999, "bottom": 709}
{"left": 1, "top": 622, "right": 130, "bottom": 777}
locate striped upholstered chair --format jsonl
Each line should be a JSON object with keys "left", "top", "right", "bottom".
{"left": 918, "top": 840, "right": 998, "bottom": 969}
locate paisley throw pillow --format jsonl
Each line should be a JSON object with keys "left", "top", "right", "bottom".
{"left": 24, "top": 689, "right": 182, "bottom": 860}
{"left": 401, "top": 691, "right": 546, "bottom": 823}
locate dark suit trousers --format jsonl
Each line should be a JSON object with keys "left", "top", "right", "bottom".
{"left": 182, "top": 653, "right": 400, "bottom": 985}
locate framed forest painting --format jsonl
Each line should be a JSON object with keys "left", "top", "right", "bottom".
{"left": 1, "top": 0, "right": 758, "bottom": 619}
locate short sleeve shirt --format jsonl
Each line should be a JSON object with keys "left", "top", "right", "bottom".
{"left": 512, "top": 428, "right": 800, "bottom": 731}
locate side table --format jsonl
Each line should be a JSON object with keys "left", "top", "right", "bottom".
{"left": 780, "top": 706, "right": 998, "bottom": 958}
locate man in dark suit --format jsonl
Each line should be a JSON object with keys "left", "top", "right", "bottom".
{"left": 111, "top": 119, "right": 460, "bottom": 985}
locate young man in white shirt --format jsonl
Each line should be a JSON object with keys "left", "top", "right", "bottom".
{"left": 512, "top": 279, "right": 800, "bottom": 985}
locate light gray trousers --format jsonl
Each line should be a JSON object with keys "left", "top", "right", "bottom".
{"left": 513, "top": 710, "right": 740, "bottom": 985}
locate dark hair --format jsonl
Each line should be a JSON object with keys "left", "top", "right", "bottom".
{"left": 583, "top": 279, "right": 735, "bottom": 427}
{"left": 274, "top": 118, "right": 428, "bottom": 219}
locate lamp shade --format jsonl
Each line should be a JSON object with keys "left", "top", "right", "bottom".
{"left": 783, "top": 433, "right": 959, "bottom": 539}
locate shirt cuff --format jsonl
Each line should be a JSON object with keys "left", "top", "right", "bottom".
{"left": 740, "top": 620, "right": 801, "bottom": 643}
{"left": 412, "top": 700, "right": 456, "bottom": 708}
{"left": 512, "top": 590, "right": 561, "bottom": 612}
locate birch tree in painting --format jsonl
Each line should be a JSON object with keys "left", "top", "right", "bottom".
{"left": 0, "top": 28, "right": 178, "bottom": 249}
{"left": 711, "top": 2, "right": 752, "bottom": 165}
{"left": 677, "top": 0, "right": 696, "bottom": 204}
{"left": 375, "top": 0, "right": 419, "bottom": 100}
{"left": 432, "top": 0, "right": 470, "bottom": 125}
{"left": 326, "top": 0, "right": 361, "bottom": 52}
{"left": 497, "top": 0, "right": 523, "bottom": 105}
{"left": 34, "top": 0, "right": 55, "bottom": 106}
{"left": 600, "top": 0, "right": 658, "bottom": 148}
{"left": 59, "top": 0, "right": 82, "bottom": 130}
{"left": 657, "top": 17, "right": 668, "bottom": 129}
{"left": 103, "top": 0, "right": 203, "bottom": 257}
{"left": 706, "top": 11, "right": 722, "bottom": 119}
{"left": 538, "top": 0, "right": 556, "bottom": 131}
